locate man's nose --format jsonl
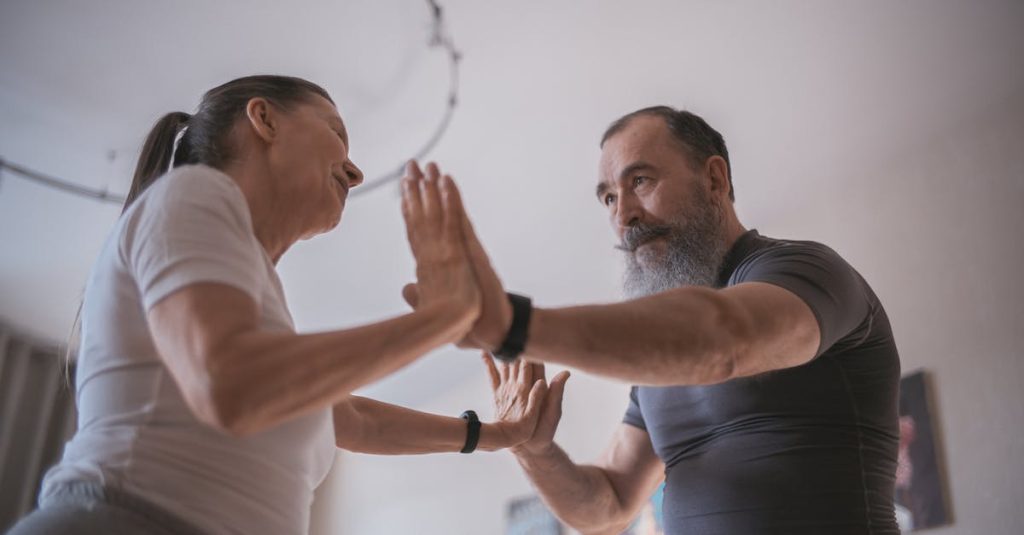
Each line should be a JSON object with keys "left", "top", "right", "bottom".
{"left": 614, "top": 194, "right": 643, "bottom": 234}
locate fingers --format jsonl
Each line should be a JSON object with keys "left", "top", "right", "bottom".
{"left": 509, "top": 358, "right": 520, "bottom": 382}
{"left": 549, "top": 371, "right": 571, "bottom": 406}
{"left": 525, "top": 378, "right": 548, "bottom": 417}
{"left": 497, "top": 359, "right": 510, "bottom": 383}
{"left": 531, "top": 362, "right": 546, "bottom": 382}
{"left": 418, "top": 165, "right": 442, "bottom": 224}
{"left": 439, "top": 174, "right": 464, "bottom": 243}
{"left": 406, "top": 160, "right": 425, "bottom": 181}
{"left": 520, "top": 359, "right": 533, "bottom": 386}
{"left": 401, "top": 176, "right": 422, "bottom": 226}
{"left": 482, "top": 352, "right": 501, "bottom": 391}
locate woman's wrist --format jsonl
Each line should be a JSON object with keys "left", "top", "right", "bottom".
{"left": 414, "top": 299, "right": 479, "bottom": 346}
{"left": 476, "top": 422, "right": 514, "bottom": 452}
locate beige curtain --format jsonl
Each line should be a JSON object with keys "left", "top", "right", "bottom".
{"left": 0, "top": 322, "right": 77, "bottom": 531}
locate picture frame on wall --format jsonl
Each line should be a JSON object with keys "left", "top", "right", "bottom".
{"left": 896, "top": 370, "right": 952, "bottom": 531}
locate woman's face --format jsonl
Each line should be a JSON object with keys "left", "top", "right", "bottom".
{"left": 264, "top": 94, "right": 363, "bottom": 237}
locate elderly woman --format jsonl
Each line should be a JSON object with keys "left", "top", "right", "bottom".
{"left": 9, "top": 75, "right": 545, "bottom": 535}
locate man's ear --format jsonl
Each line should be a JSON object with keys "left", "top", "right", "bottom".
{"left": 245, "top": 97, "right": 276, "bottom": 144}
{"left": 705, "top": 155, "right": 731, "bottom": 201}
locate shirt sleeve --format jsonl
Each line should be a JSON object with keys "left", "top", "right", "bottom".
{"left": 120, "top": 167, "right": 264, "bottom": 311}
{"left": 731, "top": 241, "right": 871, "bottom": 357}
{"left": 622, "top": 386, "right": 647, "bottom": 430}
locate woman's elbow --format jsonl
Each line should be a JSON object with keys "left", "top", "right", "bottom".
{"left": 182, "top": 374, "right": 258, "bottom": 437}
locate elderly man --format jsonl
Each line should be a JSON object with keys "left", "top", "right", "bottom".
{"left": 405, "top": 106, "right": 900, "bottom": 534}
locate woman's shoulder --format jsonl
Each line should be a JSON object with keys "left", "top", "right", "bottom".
{"left": 116, "top": 165, "right": 254, "bottom": 253}
{"left": 149, "top": 164, "right": 243, "bottom": 204}
{"left": 122, "top": 165, "right": 248, "bottom": 225}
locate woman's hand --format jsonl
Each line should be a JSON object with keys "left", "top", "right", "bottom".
{"left": 401, "top": 161, "right": 481, "bottom": 340}
{"left": 399, "top": 161, "right": 512, "bottom": 352}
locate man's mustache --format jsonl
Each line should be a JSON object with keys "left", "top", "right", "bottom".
{"left": 615, "top": 223, "right": 672, "bottom": 252}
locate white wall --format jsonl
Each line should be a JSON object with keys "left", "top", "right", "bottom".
{"left": 1, "top": 1, "right": 1021, "bottom": 534}
{"left": 310, "top": 86, "right": 1024, "bottom": 535}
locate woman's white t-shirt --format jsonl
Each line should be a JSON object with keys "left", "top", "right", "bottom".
{"left": 41, "top": 165, "right": 336, "bottom": 535}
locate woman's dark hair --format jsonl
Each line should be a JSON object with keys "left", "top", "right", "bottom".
{"left": 63, "top": 76, "right": 333, "bottom": 373}
{"left": 123, "top": 74, "right": 333, "bottom": 213}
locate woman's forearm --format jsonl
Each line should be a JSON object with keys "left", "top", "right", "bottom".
{"left": 334, "top": 396, "right": 509, "bottom": 455}
{"left": 200, "top": 301, "right": 475, "bottom": 435}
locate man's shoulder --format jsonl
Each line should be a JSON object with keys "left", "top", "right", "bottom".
{"left": 731, "top": 233, "right": 851, "bottom": 282}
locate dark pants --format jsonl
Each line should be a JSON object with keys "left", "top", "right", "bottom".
{"left": 6, "top": 481, "right": 207, "bottom": 535}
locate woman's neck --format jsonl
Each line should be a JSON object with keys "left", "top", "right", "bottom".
{"left": 220, "top": 159, "right": 302, "bottom": 265}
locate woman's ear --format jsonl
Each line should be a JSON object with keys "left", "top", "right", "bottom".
{"left": 245, "top": 97, "right": 276, "bottom": 143}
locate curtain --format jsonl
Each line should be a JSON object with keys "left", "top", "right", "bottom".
{"left": 0, "top": 322, "right": 77, "bottom": 531}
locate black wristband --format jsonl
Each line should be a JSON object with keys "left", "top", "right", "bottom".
{"left": 460, "top": 410, "right": 481, "bottom": 454}
{"left": 493, "top": 293, "right": 532, "bottom": 362}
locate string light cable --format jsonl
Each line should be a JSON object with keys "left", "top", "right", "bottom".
{"left": 0, "top": 0, "right": 460, "bottom": 205}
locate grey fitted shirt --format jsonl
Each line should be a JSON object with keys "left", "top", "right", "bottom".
{"left": 41, "top": 165, "right": 336, "bottom": 535}
{"left": 624, "top": 230, "right": 900, "bottom": 534}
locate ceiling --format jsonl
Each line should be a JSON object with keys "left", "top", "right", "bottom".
{"left": 2, "top": 0, "right": 1022, "bottom": 403}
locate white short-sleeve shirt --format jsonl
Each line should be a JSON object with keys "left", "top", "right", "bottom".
{"left": 41, "top": 165, "right": 336, "bottom": 535}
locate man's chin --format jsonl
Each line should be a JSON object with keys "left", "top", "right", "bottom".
{"left": 633, "top": 241, "right": 667, "bottom": 268}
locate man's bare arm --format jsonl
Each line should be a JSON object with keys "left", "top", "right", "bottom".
{"left": 524, "top": 282, "right": 820, "bottom": 385}
{"left": 515, "top": 424, "right": 664, "bottom": 534}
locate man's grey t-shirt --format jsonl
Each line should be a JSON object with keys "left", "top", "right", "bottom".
{"left": 624, "top": 230, "right": 900, "bottom": 534}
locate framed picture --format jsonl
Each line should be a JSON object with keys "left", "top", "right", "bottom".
{"left": 896, "top": 370, "right": 952, "bottom": 531}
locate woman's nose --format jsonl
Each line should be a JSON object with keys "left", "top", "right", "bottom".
{"left": 344, "top": 160, "right": 364, "bottom": 188}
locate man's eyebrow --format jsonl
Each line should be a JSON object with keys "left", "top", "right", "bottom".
{"left": 618, "top": 161, "right": 657, "bottom": 182}
{"left": 596, "top": 162, "right": 658, "bottom": 199}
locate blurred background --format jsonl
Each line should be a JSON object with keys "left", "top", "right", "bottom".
{"left": 1, "top": 1, "right": 1022, "bottom": 533}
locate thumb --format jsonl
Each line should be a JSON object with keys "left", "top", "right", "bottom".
{"left": 401, "top": 283, "right": 420, "bottom": 309}
{"left": 550, "top": 371, "right": 570, "bottom": 402}
{"left": 541, "top": 371, "right": 570, "bottom": 423}
{"left": 525, "top": 378, "right": 548, "bottom": 418}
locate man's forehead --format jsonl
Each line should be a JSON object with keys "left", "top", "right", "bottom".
{"left": 600, "top": 118, "right": 668, "bottom": 172}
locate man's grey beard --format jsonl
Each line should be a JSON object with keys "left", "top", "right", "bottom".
{"left": 620, "top": 195, "right": 729, "bottom": 298}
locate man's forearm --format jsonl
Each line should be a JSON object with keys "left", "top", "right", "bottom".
{"left": 525, "top": 286, "right": 737, "bottom": 385}
{"left": 514, "top": 444, "right": 631, "bottom": 533}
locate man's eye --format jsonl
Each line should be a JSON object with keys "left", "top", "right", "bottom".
{"left": 603, "top": 194, "right": 617, "bottom": 206}
{"left": 634, "top": 175, "right": 649, "bottom": 186}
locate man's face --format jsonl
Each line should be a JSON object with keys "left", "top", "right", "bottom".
{"left": 597, "top": 115, "right": 729, "bottom": 297}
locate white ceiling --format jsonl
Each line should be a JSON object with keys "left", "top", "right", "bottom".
{"left": 2, "top": 0, "right": 1022, "bottom": 403}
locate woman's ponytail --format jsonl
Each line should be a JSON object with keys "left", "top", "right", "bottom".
{"left": 122, "top": 111, "right": 190, "bottom": 213}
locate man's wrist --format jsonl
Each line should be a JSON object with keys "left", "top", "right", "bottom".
{"left": 492, "top": 293, "right": 532, "bottom": 361}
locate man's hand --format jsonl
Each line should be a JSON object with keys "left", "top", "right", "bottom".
{"left": 480, "top": 353, "right": 548, "bottom": 449}
{"left": 401, "top": 160, "right": 513, "bottom": 351}
{"left": 484, "top": 354, "right": 571, "bottom": 456}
